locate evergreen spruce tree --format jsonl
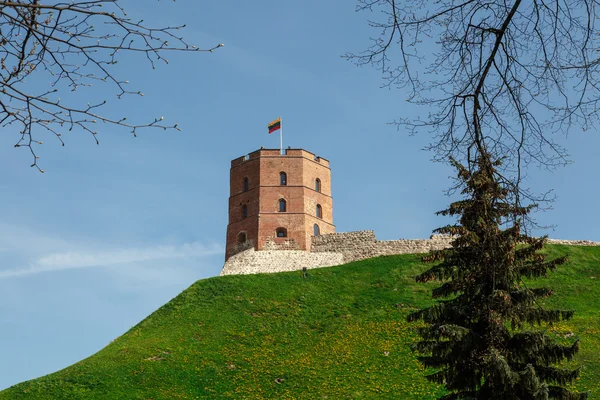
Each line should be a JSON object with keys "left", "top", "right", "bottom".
{"left": 408, "top": 153, "right": 587, "bottom": 400}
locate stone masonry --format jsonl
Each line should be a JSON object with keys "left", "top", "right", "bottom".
{"left": 220, "top": 247, "right": 344, "bottom": 276}
{"left": 220, "top": 230, "right": 600, "bottom": 276}
{"left": 311, "top": 231, "right": 452, "bottom": 263}
{"left": 221, "top": 149, "right": 600, "bottom": 276}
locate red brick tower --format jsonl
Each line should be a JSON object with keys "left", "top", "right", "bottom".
{"left": 225, "top": 148, "right": 335, "bottom": 260}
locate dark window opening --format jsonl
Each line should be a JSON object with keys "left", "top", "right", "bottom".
{"left": 279, "top": 199, "right": 287, "bottom": 212}
{"left": 314, "top": 224, "right": 320, "bottom": 236}
{"left": 242, "top": 204, "right": 248, "bottom": 218}
{"left": 280, "top": 172, "right": 287, "bottom": 186}
{"left": 316, "top": 204, "right": 322, "bottom": 219}
{"left": 243, "top": 177, "right": 249, "bottom": 192}
{"left": 237, "top": 232, "right": 247, "bottom": 243}
{"left": 315, "top": 178, "right": 321, "bottom": 192}
{"left": 276, "top": 227, "right": 288, "bottom": 238}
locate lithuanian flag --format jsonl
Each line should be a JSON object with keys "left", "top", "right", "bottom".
{"left": 268, "top": 117, "right": 281, "bottom": 134}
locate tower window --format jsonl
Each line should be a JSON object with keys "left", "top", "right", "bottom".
{"left": 316, "top": 204, "right": 322, "bottom": 219}
{"left": 276, "top": 227, "right": 288, "bottom": 238}
{"left": 243, "top": 177, "right": 249, "bottom": 192}
{"left": 315, "top": 178, "right": 321, "bottom": 192}
{"left": 278, "top": 198, "right": 287, "bottom": 212}
{"left": 314, "top": 224, "right": 320, "bottom": 236}
{"left": 237, "top": 232, "right": 247, "bottom": 243}
{"left": 242, "top": 204, "right": 248, "bottom": 218}
{"left": 280, "top": 172, "right": 287, "bottom": 185}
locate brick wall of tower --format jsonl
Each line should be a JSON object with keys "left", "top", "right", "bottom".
{"left": 299, "top": 151, "right": 334, "bottom": 246}
{"left": 225, "top": 148, "right": 335, "bottom": 260}
{"left": 226, "top": 157, "right": 260, "bottom": 260}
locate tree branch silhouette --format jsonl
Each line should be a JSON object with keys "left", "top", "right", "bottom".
{"left": 0, "top": 0, "right": 222, "bottom": 172}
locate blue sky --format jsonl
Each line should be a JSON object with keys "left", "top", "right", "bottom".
{"left": 1, "top": 0, "right": 599, "bottom": 390}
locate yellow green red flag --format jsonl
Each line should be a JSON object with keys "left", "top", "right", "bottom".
{"left": 268, "top": 117, "right": 281, "bottom": 134}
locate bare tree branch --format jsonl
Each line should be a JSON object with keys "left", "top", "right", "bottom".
{"left": 346, "top": 1, "right": 600, "bottom": 202}
{"left": 350, "top": 3, "right": 594, "bottom": 397}
{"left": 0, "top": 0, "right": 223, "bottom": 172}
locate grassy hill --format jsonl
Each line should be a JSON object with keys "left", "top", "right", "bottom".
{"left": 2, "top": 245, "right": 598, "bottom": 399}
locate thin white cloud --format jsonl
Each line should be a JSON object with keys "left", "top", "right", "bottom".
{"left": 0, "top": 242, "right": 222, "bottom": 279}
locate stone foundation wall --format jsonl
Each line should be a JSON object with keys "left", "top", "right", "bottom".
{"left": 311, "top": 231, "right": 453, "bottom": 263}
{"left": 228, "top": 239, "right": 255, "bottom": 258}
{"left": 370, "top": 235, "right": 452, "bottom": 260}
{"left": 310, "top": 230, "right": 377, "bottom": 262}
{"left": 546, "top": 238, "right": 600, "bottom": 246}
{"left": 263, "top": 237, "right": 301, "bottom": 251}
{"left": 220, "top": 247, "right": 344, "bottom": 276}
{"left": 221, "top": 230, "right": 600, "bottom": 276}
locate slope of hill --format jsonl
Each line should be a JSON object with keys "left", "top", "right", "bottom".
{"left": 2, "top": 245, "right": 598, "bottom": 399}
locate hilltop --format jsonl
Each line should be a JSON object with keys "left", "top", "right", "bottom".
{"left": 1, "top": 244, "right": 598, "bottom": 399}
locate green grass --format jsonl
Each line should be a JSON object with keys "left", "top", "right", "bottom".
{"left": 2, "top": 245, "right": 599, "bottom": 399}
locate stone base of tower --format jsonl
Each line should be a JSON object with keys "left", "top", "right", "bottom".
{"left": 220, "top": 247, "right": 344, "bottom": 276}
{"left": 220, "top": 230, "right": 600, "bottom": 276}
{"left": 220, "top": 231, "right": 454, "bottom": 275}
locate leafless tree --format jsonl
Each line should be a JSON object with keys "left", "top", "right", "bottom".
{"left": 0, "top": 0, "right": 222, "bottom": 172}
{"left": 347, "top": 0, "right": 600, "bottom": 203}
{"left": 347, "top": 3, "right": 596, "bottom": 397}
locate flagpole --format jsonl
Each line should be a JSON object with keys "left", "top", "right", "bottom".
{"left": 280, "top": 116, "right": 283, "bottom": 154}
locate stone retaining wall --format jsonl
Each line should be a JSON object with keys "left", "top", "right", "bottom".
{"left": 263, "top": 237, "right": 301, "bottom": 251}
{"left": 220, "top": 247, "right": 344, "bottom": 276}
{"left": 220, "top": 230, "right": 600, "bottom": 276}
{"left": 311, "top": 231, "right": 453, "bottom": 263}
{"left": 227, "top": 239, "right": 255, "bottom": 258}
{"left": 546, "top": 239, "right": 600, "bottom": 246}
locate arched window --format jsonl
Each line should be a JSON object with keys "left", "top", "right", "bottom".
{"left": 280, "top": 172, "right": 287, "bottom": 186}
{"left": 315, "top": 178, "right": 321, "bottom": 192}
{"left": 314, "top": 224, "right": 320, "bottom": 236}
{"left": 278, "top": 198, "right": 286, "bottom": 212}
{"left": 237, "top": 232, "right": 247, "bottom": 243}
{"left": 276, "top": 227, "right": 288, "bottom": 238}
{"left": 242, "top": 204, "right": 248, "bottom": 218}
{"left": 316, "top": 204, "right": 322, "bottom": 219}
{"left": 243, "top": 177, "right": 249, "bottom": 192}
